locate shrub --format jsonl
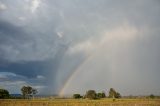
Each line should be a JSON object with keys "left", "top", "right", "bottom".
{"left": 109, "top": 88, "right": 121, "bottom": 98}
{"left": 150, "top": 94, "right": 155, "bottom": 99}
{"left": 73, "top": 94, "right": 81, "bottom": 99}
{"left": 0, "top": 89, "right": 10, "bottom": 99}
{"left": 97, "top": 92, "right": 106, "bottom": 98}
{"left": 85, "top": 90, "right": 96, "bottom": 99}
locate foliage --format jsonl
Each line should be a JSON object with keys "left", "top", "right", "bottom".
{"left": 21, "top": 86, "right": 32, "bottom": 99}
{"left": 32, "top": 88, "right": 38, "bottom": 99}
{"left": 115, "top": 92, "right": 121, "bottom": 98}
{"left": 149, "top": 94, "right": 155, "bottom": 99}
{"left": 97, "top": 92, "right": 106, "bottom": 98}
{"left": 21, "top": 86, "right": 38, "bottom": 99}
{"left": 109, "top": 88, "right": 116, "bottom": 98}
{"left": 85, "top": 90, "right": 96, "bottom": 99}
{"left": 73, "top": 94, "right": 82, "bottom": 99}
{"left": 0, "top": 89, "right": 10, "bottom": 99}
{"left": 109, "top": 88, "right": 121, "bottom": 98}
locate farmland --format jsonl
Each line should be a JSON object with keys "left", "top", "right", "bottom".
{"left": 0, "top": 98, "right": 160, "bottom": 106}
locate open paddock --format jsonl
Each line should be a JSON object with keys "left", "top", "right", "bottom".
{"left": 0, "top": 99, "right": 160, "bottom": 106}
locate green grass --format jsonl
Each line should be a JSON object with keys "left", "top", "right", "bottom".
{"left": 0, "top": 98, "right": 160, "bottom": 106}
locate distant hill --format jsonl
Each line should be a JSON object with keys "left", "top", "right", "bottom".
{"left": 10, "top": 94, "right": 22, "bottom": 97}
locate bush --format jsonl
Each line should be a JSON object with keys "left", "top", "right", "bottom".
{"left": 0, "top": 89, "right": 10, "bottom": 99}
{"left": 21, "top": 86, "right": 38, "bottom": 99}
{"left": 150, "top": 94, "right": 155, "bottom": 99}
{"left": 97, "top": 92, "right": 106, "bottom": 98}
{"left": 115, "top": 92, "right": 121, "bottom": 98}
{"left": 85, "top": 90, "right": 96, "bottom": 99}
{"left": 109, "top": 88, "right": 121, "bottom": 98}
{"left": 73, "top": 94, "right": 81, "bottom": 99}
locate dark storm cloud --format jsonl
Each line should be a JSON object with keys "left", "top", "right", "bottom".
{"left": 0, "top": 21, "right": 30, "bottom": 58}
{"left": 0, "top": 1, "right": 67, "bottom": 93}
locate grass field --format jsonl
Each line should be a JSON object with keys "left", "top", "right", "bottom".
{"left": 0, "top": 98, "right": 160, "bottom": 106}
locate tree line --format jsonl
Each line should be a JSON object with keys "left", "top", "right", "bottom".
{"left": 0, "top": 86, "right": 38, "bottom": 99}
{"left": 0, "top": 87, "right": 158, "bottom": 99}
{"left": 73, "top": 88, "right": 121, "bottom": 99}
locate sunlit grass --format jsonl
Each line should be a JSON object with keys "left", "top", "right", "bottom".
{"left": 0, "top": 98, "right": 160, "bottom": 106}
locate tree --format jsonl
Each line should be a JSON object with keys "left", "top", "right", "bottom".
{"left": 149, "top": 94, "right": 155, "bottom": 99}
{"left": 101, "top": 92, "right": 106, "bottom": 98}
{"left": 21, "top": 86, "right": 32, "bottom": 99}
{"left": 97, "top": 92, "right": 106, "bottom": 98}
{"left": 109, "top": 88, "right": 116, "bottom": 98}
{"left": 115, "top": 92, "right": 121, "bottom": 98}
{"left": 0, "top": 89, "right": 10, "bottom": 99}
{"left": 32, "top": 88, "right": 38, "bottom": 99}
{"left": 21, "top": 86, "right": 37, "bottom": 99}
{"left": 109, "top": 88, "right": 121, "bottom": 98}
{"left": 85, "top": 90, "right": 96, "bottom": 99}
{"left": 73, "top": 94, "right": 81, "bottom": 99}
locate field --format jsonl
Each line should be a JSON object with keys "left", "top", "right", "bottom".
{"left": 0, "top": 99, "right": 160, "bottom": 106}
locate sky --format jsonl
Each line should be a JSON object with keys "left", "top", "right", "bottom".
{"left": 0, "top": 0, "right": 160, "bottom": 96}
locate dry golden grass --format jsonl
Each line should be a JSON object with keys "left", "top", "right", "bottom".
{"left": 0, "top": 98, "right": 160, "bottom": 106}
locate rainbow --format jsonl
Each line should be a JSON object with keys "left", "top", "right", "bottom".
{"left": 59, "top": 39, "right": 105, "bottom": 96}
{"left": 59, "top": 53, "right": 95, "bottom": 96}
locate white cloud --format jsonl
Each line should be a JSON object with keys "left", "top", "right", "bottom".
{"left": 0, "top": 72, "right": 47, "bottom": 94}
{"left": 2, "top": 81, "right": 27, "bottom": 86}
{"left": 0, "top": 72, "right": 17, "bottom": 78}
{"left": 18, "top": 17, "right": 26, "bottom": 21}
{"left": 32, "top": 85, "right": 46, "bottom": 89}
{"left": 57, "top": 31, "right": 64, "bottom": 38}
{"left": 32, "top": 85, "right": 47, "bottom": 93}
{"left": 67, "top": 23, "right": 138, "bottom": 56}
{"left": 67, "top": 39, "right": 97, "bottom": 55}
{"left": 30, "top": 0, "right": 41, "bottom": 13}
{"left": 37, "top": 75, "right": 45, "bottom": 79}
{"left": 0, "top": 3, "right": 7, "bottom": 11}
{"left": 102, "top": 23, "right": 138, "bottom": 43}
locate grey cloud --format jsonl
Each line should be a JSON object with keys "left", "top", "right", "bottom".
{"left": 0, "top": 2, "right": 7, "bottom": 11}
{"left": 0, "top": 72, "right": 47, "bottom": 94}
{"left": 0, "top": 20, "right": 67, "bottom": 62}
